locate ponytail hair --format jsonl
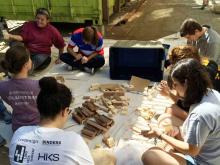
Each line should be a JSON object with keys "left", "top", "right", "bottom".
{"left": 37, "top": 77, "right": 72, "bottom": 120}
{"left": 1, "top": 45, "right": 30, "bottom": 74}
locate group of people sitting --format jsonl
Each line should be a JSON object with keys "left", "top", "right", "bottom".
{"left": 0, "top": 7, "right": 220, "bottom": 165}
{"left": 3, "top": 8, "right": 105, "bottom": 75}
{"left": 141, "top": 19, "right": 220, "bottom": 165}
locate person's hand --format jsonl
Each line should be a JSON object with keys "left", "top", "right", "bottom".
{"left": 166, "top": 126, "right": 179, "bottom": 137}
{"left": 158, "top": 80, "right": 170, "bottom": 97}
{"left": 74, "top": 53, "right": 83, "bottom": 61}
{"left": 2, "top": 30, "right": 10, "bottom": 40}
{"left": 81, "top": 56, "right": 89, "bottom": 64}
{"left": 55, "top": 58, "right": 62, "bottom": 64}
{"left": 141, "top": 125, "right": 163, "bottom": 139}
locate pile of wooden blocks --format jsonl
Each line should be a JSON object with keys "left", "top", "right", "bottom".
{"left": 136, "top": 107, "right": 156, "bottom": 120}
{"left": 71, "top": 99, "right": 115, "bottom": 139}
{"left": 90, "top": 83, "right": 130, "bottom": 116}
{"left": 71, "top": 83, "right": 130, "bottom": 140}
{"left": 82, "top": 114, "right": 114, "bottom": 139}
{"left": 72, "top": 100, "right": 97, "bottom": 124}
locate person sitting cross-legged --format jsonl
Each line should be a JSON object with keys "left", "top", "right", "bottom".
{"left": 60, "top": 26, "right": 105, "bottom": 75}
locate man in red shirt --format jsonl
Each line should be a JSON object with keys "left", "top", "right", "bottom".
{"left": 4, "top": 8, "right": 65, "bottom": 71}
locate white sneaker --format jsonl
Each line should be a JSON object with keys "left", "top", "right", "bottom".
{"left": 84, "top": 67, "right": 95, "bottom": 75}
{"left": 66, "top": 65, "right": 73, "bottom": 71}
{"left": 66, "top": 65, "right": 77, "bottom": 71}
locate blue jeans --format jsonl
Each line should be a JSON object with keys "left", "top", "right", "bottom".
{"left": 31, "top": 54, "right": 51, "bottom": 71}
{"left": 0, "top": 99, "right": 11, "bottom": 124}
{"left": 60, "top": 53, "right": 105, "bottom": 69}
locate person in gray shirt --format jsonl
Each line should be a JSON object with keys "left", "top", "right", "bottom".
{"left": 141, "top": 59, "right": 220, "bottom": 165}
{"left": 179, "top": 18, "right": 220, "bottom": 65}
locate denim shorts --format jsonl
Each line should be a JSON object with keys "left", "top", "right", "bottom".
{"left": 185, "top": 155, "right": 197, "bottom": 165}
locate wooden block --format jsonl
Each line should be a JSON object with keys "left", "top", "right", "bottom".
{"left": 82, "top": 128, "right": 97, "bottom": 138}
{"left": 119, "top": 96, "right": 127, "bottom": 101}
{"left": 85, "top": 124, "right": 98, "bottom": 132}
{"left": 112, "top": 100, "right": 124, "bottom": 106}
{"left": 103, "top": 91, "right": 125, "bottom": 97}
{"left": 86, "top": 120, "right": 108, "bottom": 132}
{"left": 141, "top": 110, "right": 155, "bottom": 120}
{"left": 120, "top": 110, "right": 128, "bottom": 115}
{"left": 106, "top": 100, "right": 112, "bottom": 105}
{"left": 110, "top": 108, "right": 117, "bottom": 114}
{"left": 55, "top": 76, "right": 65, "bottom": 84}
{"left": 95, "top": 144, "right": 101, "bottom": 149}
{"left": 102, "top": 136, "right": 115, "bottom": 148}
{"left": 83, "top": 101, "right": 97, "bottom": 112}
{"left": 94, "top": 116, "right": 107, "bottom": 128}
{"left": 90, "top": 98, "right": 96, "bottom": 103}
{"left": 108, "top": 112, "right": 114, "bottom": 118}
{"left": 72, "top": 113, "right": 85, "bottom": 124}
{"left": 93, "top": 103, "right": 109, "bottom": 112}
{"left": 100, "top": 115, "right": 113, "bottom": 125}
{"left": 82, "top": 107, "right": 95, "bottom": 117}
{"left": 94, "top": 114, "right": 112, "bottom": 128}
{"left": 81, "top": 133, "right": 95, "bottom": 140}
{"left": 89, "top": 83, "right": 100, "bottom": 91}
{"left": 81, "top": 108, "right": 91, "bottom": 117}
{"left": 99, "top": 84, "right": 123, "bottom": 92}
{"left": 101, "top": 96, "right": 109, "bottom": 108}
{"left": 83, "top": 96, "right": 91, "bottom": 100}
{"left": 75, "top": 108, "right": 87, "bottom": 119}
{"left": 132, "top": 126, "right": 141, "bottom": 134}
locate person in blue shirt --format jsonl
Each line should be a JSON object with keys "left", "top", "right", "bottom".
{"left": 60, "top": 26, "right": 105, "bottom": 74}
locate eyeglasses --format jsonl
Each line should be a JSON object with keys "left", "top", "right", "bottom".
{"left": 67, "top": 107, "right": 74, "bottom": 115}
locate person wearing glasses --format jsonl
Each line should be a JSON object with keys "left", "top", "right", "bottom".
{"left": 9, "top": 77, "right": 94, "bottom": 165}
{"left": 60, "top": 26, "right": 105, "bottom": 75}
{"left": 4, "top": 8, "right": 65, "bottom": 71}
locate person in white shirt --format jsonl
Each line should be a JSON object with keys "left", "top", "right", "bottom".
{"left": 9, "top": 77, "right": 94, "bottom": 165}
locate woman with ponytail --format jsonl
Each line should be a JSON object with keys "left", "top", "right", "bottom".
{"left": 0, "top": 45, "right": 40, "bottom": 132}
{"left": 60, "top": 26, "right": 105, "bottom": 75}
{"left": 9, "top": 77, "right": 94, "bottom": 165}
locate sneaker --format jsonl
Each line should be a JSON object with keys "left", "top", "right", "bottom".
{"left": 66, "top": 65, "right": 73, "bottom": 71}
{"left": 200, "top": 4, "right": 207, "bottom": 10}
{"left": 66, "top": 65, "right": 78, "bottom": 71}
{"left": 84, "top": 67, "right": 95, "bottom": 75}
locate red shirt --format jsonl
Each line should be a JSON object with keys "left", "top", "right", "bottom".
{"left": 21, "top": 21, "right": 65, "bottom": 55}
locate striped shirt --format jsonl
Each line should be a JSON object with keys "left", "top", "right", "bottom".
{"left": 68, "top": 28, "right": 104, "bottom": 56}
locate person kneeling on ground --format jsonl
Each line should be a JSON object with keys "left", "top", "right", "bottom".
{"left": 141, "top": 59, "right": 220, "bottom": 165}
{"left": 60, "top": 26, "right": 105, "bottom": 75}
{"left": 9, "top": 77, "right": 94, "bottom": 165}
